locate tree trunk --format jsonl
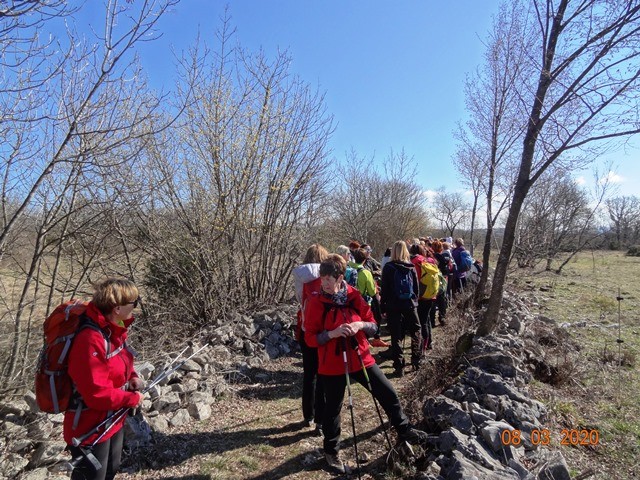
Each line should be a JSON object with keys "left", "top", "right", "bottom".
{"left": 477, "top": 185, "right": 529, "bottom": 335}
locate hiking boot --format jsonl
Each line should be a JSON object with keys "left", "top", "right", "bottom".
{"left": 399, "top": 427, "right": 429, "bottom": 444}
{"left": 325, "top": 452, "right": 351, "bottom": 474}
{"left": 314, "top": 425, "right": 323, "bottom": 437}
{"left": 411, "top": 357, "right": 424, "bottom": 371}
{"left": 370, "top": 338, "right": 390, "bottom": 348}
{"left": 394, "top": 366, "right": 404, "bottom": 377}
{"left": 439, "top": 319, "right": 446, "bottom": 326}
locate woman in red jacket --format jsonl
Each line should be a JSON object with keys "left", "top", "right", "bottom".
{"left": 65, "top": 278, "right": 144, "bottom": 480}
{"left": 305, "top": 254, "right": 426, "bottom": 474}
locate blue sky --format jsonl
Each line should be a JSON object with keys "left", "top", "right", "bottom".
{"left": 79, "top": 1, "right": 639, "bottom": 198}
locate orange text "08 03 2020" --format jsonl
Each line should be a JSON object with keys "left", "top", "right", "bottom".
{"left": 500, "top": 429, "right": 600, "bottom": 446}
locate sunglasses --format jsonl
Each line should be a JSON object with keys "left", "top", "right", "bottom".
{"left": 126, "top": 297, "right": 141, "bottom": 308}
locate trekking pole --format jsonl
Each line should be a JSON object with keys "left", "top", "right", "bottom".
{"left": 71, "top": 343, "right": 209, "bottom": 448}
{"left": 342, "top": 337, "right": 362, "bottom": 480}
{"left": 350, "top": 337, "right": 394, "bottom": 451}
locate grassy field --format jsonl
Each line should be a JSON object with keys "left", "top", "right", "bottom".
{"left": 513, "top": 251, "right": 640, "bottom": 479}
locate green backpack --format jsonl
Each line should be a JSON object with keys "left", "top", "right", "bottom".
{"left": 437, "top": 271, "right": 447, "bottom": 296}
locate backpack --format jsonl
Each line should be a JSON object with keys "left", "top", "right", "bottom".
{"left": 458, "top": 249, "right": 473, "bottom": 273}
{"left": 392, "top": 265, "right": 415, "bottom": 300}
{"left": 35, "top": 300, "right": 116, "bottom": 414}
{"left": 439, "top": 251, "right": 455, "bottom": 276}
{"left": 437, "top": 272, "right": 448, "bottom": 296}
{"left": 346, "top": 266, "right": 360, "bottom": 288}
{"left": 419, "top": 262, "right": 440, "bottom": 299}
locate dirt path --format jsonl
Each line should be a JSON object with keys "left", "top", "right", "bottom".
{"left": 119, "top": 337, "right": 433, "bottom": 480}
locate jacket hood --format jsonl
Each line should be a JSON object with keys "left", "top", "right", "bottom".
{"left": 292, "top": 263, "right": 321, "bottom": 283}
{"left": 292, "top": 263, "right": 321, "bottom": 302}
{"left": 390, "top": 260, "right": 415, "bottom": 271}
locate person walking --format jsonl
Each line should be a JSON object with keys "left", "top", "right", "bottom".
{"left": 64, "top": 278, "right": 145, "bottom": 480}
{"left": 304, "top": 254, "right": 427, "bottom": 474}
{"left": 380, "top": 240, "right": 422, "bottom": 376}
{"left": 292, "top": 244, "right": 329, "bottom": 434}
{"left": 451, "top": 238, "right": 469, "bottom": 296}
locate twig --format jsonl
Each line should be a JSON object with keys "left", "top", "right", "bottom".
{"left": 575, "top": 468, "right": 596, "bottom": 480}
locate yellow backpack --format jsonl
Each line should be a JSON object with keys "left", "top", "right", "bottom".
{"left": 419, "top": 261, "right": 440, "bottom": 299}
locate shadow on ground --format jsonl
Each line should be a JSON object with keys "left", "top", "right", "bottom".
{"left": 123, "top": 418, "right": 390, "bottom": 479}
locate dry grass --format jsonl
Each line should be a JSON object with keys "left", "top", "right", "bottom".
{"left": 515, "top": 251, "right": 640, "bottom": 479}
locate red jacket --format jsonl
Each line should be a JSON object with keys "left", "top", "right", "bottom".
{"left": 304, "top": 285, "right": 377, "bottom": 376}
{"left": 63, "top": 302, "right": 140, "bottom": 445}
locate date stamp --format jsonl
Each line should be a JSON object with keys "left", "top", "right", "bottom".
{"left": 501, "top": 428, "right": 600, "bottom": 447}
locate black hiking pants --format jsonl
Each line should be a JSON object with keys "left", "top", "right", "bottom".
{"left": 299, "top": 333, "right": 325, "bottom": 425}
{"left": 436, "top": 291, "right": 447, "bottom": 322}
{"left": 320, "top": 364, "right": 409, "bottom": 455}
{"left": 417, "top": 300, "right": 434, "bottom": 350}
{"left": 69, "top": 427, "right": 124, "bottom": 480}
{"left": 386, "top": 307, "right": 421, "bottom": 370}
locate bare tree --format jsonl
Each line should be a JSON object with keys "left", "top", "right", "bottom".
{"left": 329, "top": 149, "right": 428, "bottom": 252}
{"left": 0, "top": 0, "right": 180, "bottom": 384}
{"left": 454, "top": 0, "right": 528, "bottom": 300}
{"left": 606, "top": 195, "right": 640, "bottom": 248}
{"left": 479, "top": 0, "right": 640, "bottom": 335}
{"left": 431, "top": 188, "right": 470, "bottom": 238}
{"left": 513, "top": 166, "right": 609, "bottom": 272}
{"left": 141, "top": 20, "right": 334, "bottom": 326}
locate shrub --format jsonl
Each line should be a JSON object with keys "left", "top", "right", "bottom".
{"left": 626, "top": 245, "right": 640, "bottom": 256}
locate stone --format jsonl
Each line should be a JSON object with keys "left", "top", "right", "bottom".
{"left": 188, "top": 402, "right": 212, "bottom": 421}
{"left": 147, "top": 415, "right": 169, "bottom": 433}
{"left": 29, "top": 441, "right": 66, "bottom": 467}
{"left": 169, "top": 408, "right": 191, "bottom": 427}
{"left": 480, "top": 420, "right": 516, "bottom": 453}
{"left": 438, "top": 428, "right": 469, "bottom": 453}
{"left": 21, "top": 467, "right": 49, "bottom": 480}
{"left": 153, "top": 391, "right": 181, "bottom": 413}
{"left": 536, "top": 451, "right": 571, "bottom": 480}
{"left": 178, "top": 359, "right": 201, "bottom": 373}
{"left": 23, "top": 391, "right": 39, "bottom": 412}
{"left": 508, "top": 458, "right": 535, "bottom": 480}
{"left": 124, "top": 413, "right": 152, "bottom": 449}
{"left": 189, "top": 391, "right": 215, "bottom": 405}
{"left": 438, "top": 451, "right": 520, "bottom": 479}
{"left": 135, "top": 361, "right": 156, "bottom": 380}
{"left": 423, "top": 396, "right": 475, "bottom": 434}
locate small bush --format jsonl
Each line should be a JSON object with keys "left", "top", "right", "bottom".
{"left": 626, "top": 245, "right": 640, "bottom": 256}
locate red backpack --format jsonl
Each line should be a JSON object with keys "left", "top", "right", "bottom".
{"left": 35, "top": 300, "right": 110, "bottom": 413}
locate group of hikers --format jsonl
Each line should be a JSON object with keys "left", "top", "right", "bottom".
{"left": 292, "top": 237, "right": 477, "bottom": 474}
{"left": 37, "top": 236, "right": 477, "bottom": 479}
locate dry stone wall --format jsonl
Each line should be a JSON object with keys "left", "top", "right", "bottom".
{"left": 0, "top": 306, "right": 299, "bottom": 479}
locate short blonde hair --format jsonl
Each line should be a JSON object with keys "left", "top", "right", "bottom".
{"left": 391, "top": 240, "right": 410, "bottom": 263}
{"left": 92, "top": 278, "right": 139, "bottom": 314}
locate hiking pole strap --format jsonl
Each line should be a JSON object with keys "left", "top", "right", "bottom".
{"left": 71, "top": 406, "right": 127, "bottom": 447}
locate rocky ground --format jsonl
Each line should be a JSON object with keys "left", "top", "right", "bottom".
{"left": 3, "top": 269, "right": 637, "bottom": 479}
